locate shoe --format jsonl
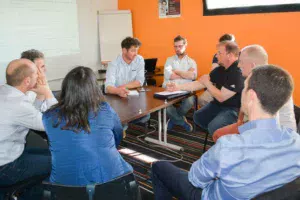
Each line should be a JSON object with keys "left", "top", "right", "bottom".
{"left": 182, "top": 117, "right": 193, "bottom": 132}
{"left": 167, "top": 119, "right": 175, "bottom": 130}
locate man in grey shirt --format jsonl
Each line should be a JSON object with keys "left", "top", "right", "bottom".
{"left": 0, "top": 59, "right": 57, "bottom": 193}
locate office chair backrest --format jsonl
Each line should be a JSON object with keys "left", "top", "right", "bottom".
{"left": 294, "top": 105, "right": 300, "bottom": 132}
{"left": 253, "top": 177, "right": 300, "bottom": 200}
{"left": 42, "top": 172, "right": 141, "bottom": 200}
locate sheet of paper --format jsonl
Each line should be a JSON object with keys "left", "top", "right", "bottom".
{"left": 155, "top": 90, "right": 189, "bottom": 96}
{"left": 128, "top": 90, "right": 139, "bottom": 96}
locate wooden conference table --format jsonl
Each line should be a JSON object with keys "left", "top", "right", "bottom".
{"left": 104, "top": 86, "right": 193, "bottom": 151}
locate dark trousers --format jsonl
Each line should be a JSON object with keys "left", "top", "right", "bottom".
{"left": 193, "top": 102, "right": 239, "bottom": 135}
{"left": 151, "top": 161, "right": 202, "bottom": 200}
{"left": 0, "top": 147, "right": 51, "bottom": 200}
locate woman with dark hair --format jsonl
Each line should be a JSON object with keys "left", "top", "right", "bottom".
{"left": 43, "top": 66, "right": 133, "bottom": 186}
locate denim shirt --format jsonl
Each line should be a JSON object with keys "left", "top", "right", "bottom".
{"left": 189, "top": 118, "right": 300, "bottom": 200}
{"left": 42, "top": 102, "right": 133, "bottom": 186}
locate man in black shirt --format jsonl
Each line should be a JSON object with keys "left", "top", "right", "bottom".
{"left": 166, "top": 41, "right": 244, "bottom": 136}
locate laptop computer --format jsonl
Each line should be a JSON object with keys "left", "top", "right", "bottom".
{"left": 144, "top": 58, "right": 157, "bottom": 73}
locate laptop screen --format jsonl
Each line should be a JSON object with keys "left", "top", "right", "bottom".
{"left": 144, "top": 58, "right": 157, "bottom": 73}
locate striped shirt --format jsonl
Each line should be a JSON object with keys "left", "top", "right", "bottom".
{"left": 105, "top": 54, "right": 145, "bottom": 90}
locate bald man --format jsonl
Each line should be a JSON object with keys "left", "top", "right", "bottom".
{"left": 213, "top": 45, "right": 297, "bottom": 142}
{"left": 0, "top": 59, "right": 57, "bottom": 192}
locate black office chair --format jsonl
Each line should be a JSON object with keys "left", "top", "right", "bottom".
{"left": 0, "top": 174, "right": 48, "bottom": 200}
{"left": 146, "top": 78, "right": 156, "bottom": 86}
{"left": 42, "top": 172, "right": 141, "bottom": 200}
{"left": 294, "top": 105, "right": 300, "bottom": 132}
{"left": 253, "top": 177, "right": 300, "bottom": 200}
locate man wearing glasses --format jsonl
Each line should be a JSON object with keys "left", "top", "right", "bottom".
{"left": 162, "top": 35, "right": 197, "bottom": 132}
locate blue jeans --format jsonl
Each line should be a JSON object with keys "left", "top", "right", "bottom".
{"left": 167, "top": 96, "right": 194, "bottom": 126}
{"left": 151, "top": 161, "right": 202, "bottom": 200}
{"left": 131, "top": 114, "right": 151, "bottom": 124}
{"left": 0, "top": 147, "right": 51, "bottom": 199}
{"left": 193, "top": 102, "right": 239, "bottom": 135}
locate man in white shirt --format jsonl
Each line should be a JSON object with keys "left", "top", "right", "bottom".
{"left": 105, "top": 37, "right": 149, "bottom": 125}
{"left": 0, "top": 59, "right": 57, "bottom": 190}
{"left": 163, "top": 35, "right": 197, "bottom": 132}
{"left": 105, "top": 37, "right": 145, "bottom": 97}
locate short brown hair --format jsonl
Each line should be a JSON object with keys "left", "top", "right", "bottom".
{"left": 219, "top": 34, "right": 235, "bottom": 42}
{"left": 21, "top": 49, "right": 44, "bottom": 62}
{"left": 174, "top": 35, "right": 187, "bottom": 45}
{"left": 6, "top": 61, "right": 34, "bottom": 86}
{"left": 121, "top": 37, "right": 141, "bottom": 50}
{"left": 247, "top": 65, "right": 294, "bottom": 115}
{"left": 218, "top": 41, "right": 240, "bottom": 57}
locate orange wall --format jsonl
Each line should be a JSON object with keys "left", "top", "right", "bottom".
{"left": 119, "top": 0, "right": 300, "bottom": 105}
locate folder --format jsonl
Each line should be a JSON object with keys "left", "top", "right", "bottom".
{"left": 153, "top": 91, "right": 190, "bottom": 100}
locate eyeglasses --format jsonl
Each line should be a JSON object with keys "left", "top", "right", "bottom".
{"left": 217, "top": 51, "right": 227, "bottom": 55}
{"left": 174, "top": 45, "right": 184, "bottom": 49}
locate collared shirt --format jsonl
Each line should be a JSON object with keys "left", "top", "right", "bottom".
{"left": 162, "top": 55, "right": 197, "bottom": 88}
{"left": 277, "top": 97, "right": 297, "bottom": 131}
{"left": 189, "top": 118, "right": 300, "bottom": 200}
{"left": 105, "top": 54, "right": 145, "bottom": 90}
{"left": 0, "top": 84, "right": 57, "bottom": 166}
{"left": 210, "top": 61, "right": 245, "bottom": 108}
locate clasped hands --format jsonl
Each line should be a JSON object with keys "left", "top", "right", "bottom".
{"left": 166, "top": 82, "right": 179, "bottom": 92}
{"left": 31, "top": 66, "right": 51, "bottom": 98}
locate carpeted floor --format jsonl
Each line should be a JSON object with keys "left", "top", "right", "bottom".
{"left": 119, "top": 110, "right": 214, "bottom": 199}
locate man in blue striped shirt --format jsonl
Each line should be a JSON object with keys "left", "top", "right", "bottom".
{"left": 105, "top": 37, "right": 150, "bottom": 125}
{"left": 105, "top": 37, "right": 145, "bottom": 97}
{"left": 151, "top": 65, "right": 300, "bottom": 200}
